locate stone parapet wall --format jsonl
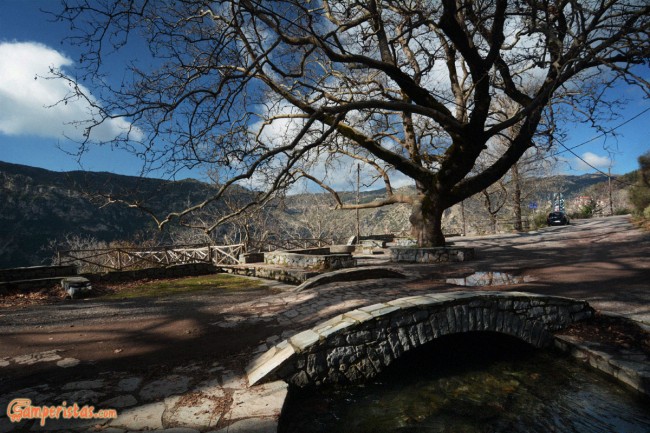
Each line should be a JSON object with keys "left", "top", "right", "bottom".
{"left": 264, "top": 250, "right": 356, "bottom": 271}
{"left": 390, "top": 247, "right": 475, "bottom": 263}
{"left": 0, "top": 265, "right": 78, "bottom": 282}
{"left": 247, "top": 291, "right": 594, "bottom": 387}
{"left": 84, "top": 263, "right": 218, "bottom": 283}
{"left": 392, "top": 238, "right": 417, "bottom": 247}
{"left": 0, "top": 263, "right": 220, "bottom": 293}
{"left": 239, "top": 252, "right": 265, "bottom": 264}
{"left": 347, "top": 234, "right": 395, "bottom": 245}
{"left": 226, "top": 265, "right": 318, "bottom": 285}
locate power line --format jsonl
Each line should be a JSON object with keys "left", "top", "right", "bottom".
{"left": 550, "top": 106, "right": 650, "bottom": 187}
{"left": 549, "top": 106, "right": 650, "bottom": 158}
{"left": 557, "top": 142, "right": 636, "bottom": 187}
{"left": 515, "top": 106, "right": 650, "bottom": 186}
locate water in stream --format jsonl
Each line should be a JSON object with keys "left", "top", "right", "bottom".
{"left": 280, "top": 333, "right": 650, "bottom": 433}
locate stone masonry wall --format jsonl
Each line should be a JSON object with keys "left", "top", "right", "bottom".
{"left": 247, "top": 291, "right": 594, "bottom": 388}
{"left": 1, "top": 263, "right": 219, "bottom": 293}
{"left": 0, "top": 265, "right": 77, "bottom": 282}
{"left": 264, "top": 251, "right": 356, "bottom": 270}
{"left": 390, "top": 247, "right": 475, "bottom": 263}
{"left": 84, "top": 263, "right": 218, "bottom": 283}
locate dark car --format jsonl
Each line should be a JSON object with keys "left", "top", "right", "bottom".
{"left": 547, "top": 211, "right": 570, "bottom": 226}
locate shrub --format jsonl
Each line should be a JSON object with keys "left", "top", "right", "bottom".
{"left": 533, "top": 212, "right": 548, "bottom": 228}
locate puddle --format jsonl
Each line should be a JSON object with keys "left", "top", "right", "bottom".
{"left": 446, "top": 272, "right": 536, "bottom": 287}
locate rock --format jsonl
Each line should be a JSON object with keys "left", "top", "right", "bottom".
{"left": 13, "top": 350, "right": 62, "bottom": 365}
{"left": 100, "top": 394, "right": 138, "bottom": 409}
{"left": 61, "top": 277, "right": 92, "bottom": 299}
{"left": 116, "top": 377, "right": 142, "bottom": 393}
{"left": 56, "top": 358, "right": 80, "bottom": 368}
{"left": 227, "top": 381, "right": 288, "bottom": 420}
{"left": 109, "top": 401, "right": 165, "bottom": 430}
{"left": 62, "top": 380, "right": 105, "bottom": 391}
{"left": 55, "top": 390, "right": 104, "bottom": 405}
{"left": 139, "top": 375, "right": 191, "bottom": 401}
{"left": 208, "top": 417, "right": 277, "bottom": 433}
{"left": 162, "top": 394, "right": 223, "bottom": 429}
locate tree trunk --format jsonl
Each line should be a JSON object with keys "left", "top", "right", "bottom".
{"left": 409, "top": 193, "right": 445, "bottom": 247}
{"left": 490, "top": 214, "right": 498, "bottom": 234}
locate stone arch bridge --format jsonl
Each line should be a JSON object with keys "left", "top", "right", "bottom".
{"left": 247, "top": 291, "right": 594, "bottom": 388}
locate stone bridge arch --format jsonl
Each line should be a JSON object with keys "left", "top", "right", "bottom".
{"left": 247, "top": 291, "right": 593, "bottom": 387}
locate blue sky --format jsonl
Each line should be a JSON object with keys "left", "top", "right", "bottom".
{"left": 0, "top": 0, "right": 649, "bottom": 184}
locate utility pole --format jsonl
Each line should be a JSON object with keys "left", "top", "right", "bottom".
{"left": 460, "top": 200, "right": 466, "bottom": 236}
{"left": 608, "top": 167, "right": 614, "bottom": 216}
{"left": 356, "top": 164, "right": 361, "bottom": 245}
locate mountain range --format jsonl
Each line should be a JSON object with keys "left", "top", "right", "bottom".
{"left": 0, "top": 160, "right": 621, "bottom": 268}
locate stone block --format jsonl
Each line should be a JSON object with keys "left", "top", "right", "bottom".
{"left": 359, "top": 303, "right": 390, "bottom": 313}
{"left": 139, "top": 375, "right": 191, "bottom": 401}
{"left": 342, "top": 364, "right": 365, "bottom": 382}
{"left": 396, "top": 328, "right": 412, "bottom": 351}
{"left": 290, "top": 370, "right": 310, "bottom": 387}
{"left": 61, "top": 379, "right": 105, "bottom": 391}
{"left": 110, "top": 401, "right": 165, "bottom": 430}
{"left": 117, "top": 377, "right": 142, "bottom": 393}
{"left": 100, "top": 394, "right": 138, "bottom": 409}
{"left": 289, "top": 330, "right": 320, "bottom": 352}
{"left": 343, "top": 309, "right": 374, "bottom": 323}
{"left": 346, "top": 330, "right": 373, "bottom": 345}
{"left": 209, "top": 417, "right": 277, "bottom": 433}
{"left": 446, "top": 307, "right": 457, "bottom": 333}
{"left": 247, "top": 341, "right": 296, "bottom": 386}
{"left": 387, "top": 332, "right": 404, "bottom": 358}
{"left": 415, "top": 321, "right": 433, "bottom": 345}
{"left": 227, "top": 381, "right": 288, "bottom": 420}
{"left": 162, "top": 395, "right": 223, "bottom": 429}
{"left": 317, "top": 317, "right": 357, "bottom": 339}
{"left": 306, "top": 352, "right": 327, "bottom": 379}
{"left": 367, "top": 305, "right": 400, "bottom": 318}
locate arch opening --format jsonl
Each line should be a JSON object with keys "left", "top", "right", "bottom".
{"left": 246, "top": 292, "right": 594, "bottom": 388}
{"left": 381, "top": 331, "right": 537, "bottom": 378}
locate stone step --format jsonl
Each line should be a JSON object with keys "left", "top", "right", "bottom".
{"left": 220, "top": 264, "right": 318, "bottom": 285}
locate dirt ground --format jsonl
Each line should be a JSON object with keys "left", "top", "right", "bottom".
{"left": 1, "top": 215, "right": 648, "bottom": 394}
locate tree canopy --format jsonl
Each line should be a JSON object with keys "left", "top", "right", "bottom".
{"left": 56, "top": 0, "right": 650, "bottom": 246}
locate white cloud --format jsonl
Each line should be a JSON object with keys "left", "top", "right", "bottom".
{"left": 575, "top": 152, "right": 612, "bottom": 170}
{"left": 0, "top": 41, "right": 140, "bottom": 142}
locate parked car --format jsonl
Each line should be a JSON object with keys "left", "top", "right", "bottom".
{"left": 547, "top": 211, "right": 570, "bottom": 226}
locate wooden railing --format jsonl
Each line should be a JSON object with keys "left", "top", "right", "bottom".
{"left": 57, "top": 244, "right": 245, "bottom": 273}
{"left": 258, "top": 238, "right": 335, "bottom": 252}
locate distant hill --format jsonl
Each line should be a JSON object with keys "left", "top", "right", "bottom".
{"left": 539, "top": 173, "right": 613, "bottom": 197}
{"left": 0, "top": 161, "right": 222, "bottom": 268}
{"left": 0, "top": 160, "right": 629, "bottom": 268}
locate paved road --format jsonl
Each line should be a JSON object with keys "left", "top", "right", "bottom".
{"left": 1, "top": 215, "right": 648, "bottom": 431}
{"left": 450, "top": 215, "right": 650, "bottom": 324}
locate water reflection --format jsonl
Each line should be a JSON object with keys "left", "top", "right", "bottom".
{"left": 280, "top": 333, "right": 650, "bottom": 433}
{"left": 446, "top": 272, "right": 536, "bottom": 287}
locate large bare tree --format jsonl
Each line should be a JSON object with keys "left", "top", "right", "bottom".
{"left": 55, "top": 0, "right": 649, "bottom": 246}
